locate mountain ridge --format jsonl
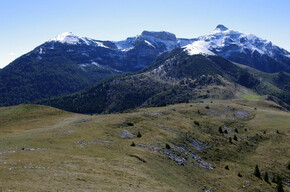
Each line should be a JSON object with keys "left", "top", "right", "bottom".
{"left": 1, "top": 25, "right": 289, "bottom": 107}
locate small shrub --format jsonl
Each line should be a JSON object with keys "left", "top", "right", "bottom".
{"left": 127, "top": 122, "right": 134, "bottom": 126}
{"left": 224, "top": 130, "right": 228, "bottom": 134}
{"left": 197, "top": 110, "right": 201, "bottom": 114}
{"left": 287, "top": 161, "right": 290, "bottom": 170}
{"left": 229, "top": 137, "right": 233, "bottom": 144}
{"left": 218, "top": 126, "right": 223, "bottom": 134}
{"left": 263, "top": 131, "right": 266, "bottom": 134}
{"left": 194, "top": 121, "right": 200, "bottom": 126}
{"left": 225, "top": 165, "right": 229, "bottom": 170}
{"left": 130, "top": 141, "right": 136, "bottom": 147}
{"left": 233, "top": 135, "right": 238, "bottom": 141}
{"left": 137, "top": 131, "right": 142, "bottom": 138}
{"left": 238, "top": 173, "right": 242, "bottom": 177}
{"left": 254, "top": 165, "right": 261, "bottom": 179}
{"left": 235, "top": 128, "right": 239, "bottom": 133}
{"left": 165, "top": 143, "right": 171, "bottom": 149}
{"left": 205, "top": 106, "right": 210, "bottom": 109}
{"left": 245, "top": 128, "right": 247, "bottom": 131}
{"left": 276, "top": 130, "right": 280, "bottom": 134}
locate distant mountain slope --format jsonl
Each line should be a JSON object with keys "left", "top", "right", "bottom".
{"left": 38, "top": 49, "right": 265, "bottom": 114}
{"left": 0, "top": 49, "right": 121, "bottom": 106}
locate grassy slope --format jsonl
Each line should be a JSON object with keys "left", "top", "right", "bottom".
{"left": 0, "top": 100, "right": 289, "bottom": 192}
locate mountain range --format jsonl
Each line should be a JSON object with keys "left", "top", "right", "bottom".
{"left": 0, "top": 25, "right": 289, "bottom": 107}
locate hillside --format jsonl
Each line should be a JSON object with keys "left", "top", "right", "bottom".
{"left": 234, "top": 63, "right": 290, "bottom": 108}
{"left": 39, "top": 49, "right": 290, "bottom": 114}
{"left": 0, "top": 49, "right": 121, "bottom": 106}
{"left": 0, "top": 100, "right": 289, "bottom": 191}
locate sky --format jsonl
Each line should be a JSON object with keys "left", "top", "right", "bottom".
{"left": 0, "top": 0, "right": 289, "bottom": 68}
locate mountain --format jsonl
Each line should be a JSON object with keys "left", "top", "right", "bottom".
{"left": 38, "top": 48, "right": 268, "bottom": 114}
{"left": 187, "top": 25, "right": 290, "bottom": 73}
{"left": 0, "top": 31, "right": 186, "bottom": 106}
{"left": 1, "top": 26, "right": 289, "bottom": 107}
{"left": 0, "top": 41, "right": 122, "bottom": 106}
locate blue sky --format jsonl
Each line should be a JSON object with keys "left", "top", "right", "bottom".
{"left": 0, "top": 0, "right": 289, "bottom": 68}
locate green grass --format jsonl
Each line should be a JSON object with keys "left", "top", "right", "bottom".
{"left": 0, "top": 100, "right": 289, "bottom": 191}
{"left": 241, "top": 94, "right": 262, "bottom": 100}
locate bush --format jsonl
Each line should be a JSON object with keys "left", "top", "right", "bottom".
{"left": 238, "top": 173, "right": 242, "bottom": 177}
{"left": 205, "top": 106, "right": 210, "bottom": 109}
{"left": 287, "top": 161, "right": 290, "bottom": 170}
{"left": 277, "top": 130, "right": 280, "bottom": 134}
{"left": 254, "top": 165, "right": 261, "bottom": 179}
{"left": 165, "top": 143, "right": 171, "bottom": 149}
{"left": 229, "top": 137, "right": 233, "bottom": 144}
{"left": 137, "top": 131, "right": 142, "bottom": 138}
{"left": 130, "top": 141, "right": 136, "bottom": 147}
{"left": 224, "top": 130, "right": 228, "bottom": 134}
{"left": 235, "top": 128, "right": 239, "bottom": 133}
{"left": 225, "top": 165, "right": 229, "bottom": 170}
{"left": 194, "top": 121, "right": 200, "bottom": 126}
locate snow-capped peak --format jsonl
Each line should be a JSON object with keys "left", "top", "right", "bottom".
{"left": 215, "top": 24, "right": 229, "bottom": 32}
{"left": 49, "top": 32, "right": 111, "bottom": 48}
{"left": 50, "top": 32, "right": 84, "bottom": 44}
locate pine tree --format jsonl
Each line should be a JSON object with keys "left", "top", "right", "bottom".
{"left": 264, "top": 172, "right": 269, "bottom": 183}
{"left": 235, "top": 128, "right": 239, "bottom": 133}
{"left": 229, "top": 137, "right": 233, "bottom": 144}
{"left": 277, "top": 179, "right": 284, "bottom": 192}
{"left": 233, "top": 135, "right": 238, "bottom": 141}
{"left": 130, "top": 141, "right": 136, "bottom": 147}
{"left": 137, "top": 131, "right": 142, "bottom": 138}
{"left": 165, "top": 144, "right": 171, "bottom": 149}
{"left": 218, "top": 126, "right": 223, "bottom": 134}
{"left": 224, "top": 130, "right": 228, "bottom": 134}
{"left": 254, "top": 165, "right": 261, "bottom": 179}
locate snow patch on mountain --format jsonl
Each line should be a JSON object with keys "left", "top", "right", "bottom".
{"left": 95, "top": 41, "right": 109, "bottom": 48}
{"left": 183, "top": 41, "right": 215, "bottom": 56}
{"left": 144, "top": 40, "right": 155, "bottom": 48}
{"left": 141, "top": 31, "right": 178, "bottom": 52}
